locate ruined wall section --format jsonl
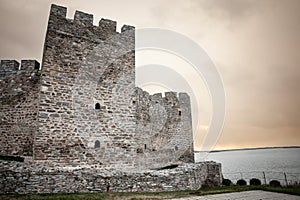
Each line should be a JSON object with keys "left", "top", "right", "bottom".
{"left": 0, "top": 60, "right": 40, "bottom": 156}
{"left": 177, "top": 92, "right": 195, "bottom": 163}
{"left": 36, "top": 4, "right": 136, "bottom": 167}
{"left": 135, "top": 88, "right": 194, "bottom": 169}
{"left": 0, "top": 161, "right": 222, "bottom": 193}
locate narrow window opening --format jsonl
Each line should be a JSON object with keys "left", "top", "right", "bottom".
{"left": 95, "top": 103, "right": 100, "bottom": 110}
{"left": 34, "top": 62, "right": 40, "bottom": 70}
{"left": 144, "top": 144, "right": 147, "bottom": 150}
{"left": 178, "top": 110, "right": 182, "bottom": 116}
{"left": 95, "top": 140, "right": 100, "bottom": 148}
{"left": 137, "top": 148, "right": 143, "bottom": 153}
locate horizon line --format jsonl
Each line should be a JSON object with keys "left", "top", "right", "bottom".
{"left": 194, "top": 145, "right": 300, "bottom": 153}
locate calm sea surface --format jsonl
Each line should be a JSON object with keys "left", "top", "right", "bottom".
{"left": 195, "top": 148, "right": 300, "bottom": 185}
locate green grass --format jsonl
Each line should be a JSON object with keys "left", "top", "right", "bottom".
{"left": 259, "top": 185, "right": 300, "bottom": 196}
{"left": 1, "top": 185, "right": 299, "bottom": 200}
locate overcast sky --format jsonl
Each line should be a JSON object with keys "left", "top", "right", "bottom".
{"left": 0, "top": 0, "right": 299, "bottom": 150}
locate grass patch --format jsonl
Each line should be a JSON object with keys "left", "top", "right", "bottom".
{"left": 1, "top": 185, "right": 299, "bottom": 199}
{"left": 259, "top": 185, "right": 300, "bottom": 196}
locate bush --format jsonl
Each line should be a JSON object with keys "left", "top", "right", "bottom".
{"left": 202, "top": 179, "right": 220, "bottom": 188}
{"left": 222, "top": 179, "right": 232, "bottom": 186}
{"left": 270, "top": 180, "right": 281, "bottom": 187}
{"left": 236, "top": 179, "right": 247, "bottom": 186}
{"left": 250, "top": 178, "right": 262, "bottom": 186}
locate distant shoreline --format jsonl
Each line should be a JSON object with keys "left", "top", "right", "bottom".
{"left": 194, "top": 146, "right": 300, "bottom": 153}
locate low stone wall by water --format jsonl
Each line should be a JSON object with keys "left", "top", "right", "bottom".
{"left": 0, "top": 160, "right": 222, "bottom": 194}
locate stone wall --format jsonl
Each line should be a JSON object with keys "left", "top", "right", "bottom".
{"left": 0, "top": 4, "right": 196, "bottom": 170}
{"left": 0, "top": 160, "right": 222, "bottom": 194}
{"left": 0, "top": 4, "right": 223, "bottom": 194}
{"left": 35, "top": 4, "right": 136, "bottom": 167}
{"left": 34, "top": 4, "right": 194, "bottom": 169}
{"left": 0, "top": 60, "right": 40, "bottom": 156}
{"left": 135, "top": 88, "right": 194, "bottom": 169}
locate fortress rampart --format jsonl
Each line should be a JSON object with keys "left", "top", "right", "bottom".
{"left": 0, "top": 60, "right": 40, "bottom": 157}
{"left": 0, "top": 4, "right": 193, "bottom": 169}
{"left": 0, "top": 4, "right": 222, "bottom": 194}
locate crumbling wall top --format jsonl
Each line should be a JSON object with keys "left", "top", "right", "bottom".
{"left": 0, "top": 60, "right": 19, "bottom": 72}
{"left": 165, "top": 91, "right": 177, "bottom": 98}
{"left": 50, "top": 4, "right": 67, "bottom": 17}
{"left": 48, "top": 4, "right": 134, "bottom": 40}
{"left": 21, "top": 60, "right": 40, "bottom": 71}
{"left": 99, "top": 18, "right": 117, "bottom": 34}
{"left": 0, "top": 60, "right": 40, "bottom": 73}
{"left": 74, "top": 10, "right": 93, "bottom": 26}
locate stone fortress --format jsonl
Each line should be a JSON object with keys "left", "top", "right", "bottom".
{"left": 0, "top": 4, "right": 222, "bottom": 193}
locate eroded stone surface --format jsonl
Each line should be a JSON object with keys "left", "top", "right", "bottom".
{"left": 0, "top": 4, "right": 221, "bottom": 194}
{"left": 0, "top": 160, "right": 222, "bottom": 193}
{"left": 0, "top": 4, "right": 194, "bottom": 169}
{"left": 0, "top": 60, "right": 40, "bottom": 156}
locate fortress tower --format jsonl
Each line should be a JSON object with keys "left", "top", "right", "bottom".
{"left": 0, "top": 4, "right": 194, "bottom": 169}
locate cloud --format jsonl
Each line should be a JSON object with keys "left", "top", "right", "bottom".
{"left": 190, "top": 0, "right": 259, "bottom": 20}
{"left": 0, "top": 0, "right": 50, "bottom": 60}
{"left": 0, "top": 0, "right": 299, "bottom": 149}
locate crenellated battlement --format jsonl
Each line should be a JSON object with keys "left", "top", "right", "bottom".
{"left": 178, "top": 92, "right": 190, "bottom": 102}
{"left": 165, "top": 91, "right": 177, "bottom": 98}
{"left": 138, "top": 90, "right": 189, "bottom": 105}
{"left": 0, "top": 60, "right": 19, "bottom": 72}
{"left": 21, "top": 60, "right": 40, "bottom": 71}
{"left": 74, "top": 10, "right": 93, "bottom": 26}
{"left": 48, "top": 4, "right": 134, "bottom": 41}
{"left": 0, "top": 4, "right": 194, "bottom": 172}
{"left": 0, "top": 60, "right": 40, "bottom": 73}
{"left": 150, "top": 92, "right": 191, "bottom": 105}
{"left": 151, "top": 92, "right": 163, "bottom": 102}
{"left": 50, "top": 4, "right": 67, "bottom": 18}
{"left": 99, "top": 18, "right": 117, "bottom": 34}
{"left": 121, "top": 24, "right": 135, "bottom": 32}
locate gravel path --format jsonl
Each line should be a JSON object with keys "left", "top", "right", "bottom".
{"left": 169, "top": 190, "right": 300, "bottom": 200}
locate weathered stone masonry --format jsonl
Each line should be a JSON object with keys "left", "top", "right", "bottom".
{"left": 1, "top": 4, "right": 194, "bottom": 169}
{"left": 0, "top": 161, "right": 222, "bottom": 193}
{"left": 0, "top": 60, "right": 40, "bottom": 157}
{"left": 0, "top": 4, "right": 222, "bottom": 193}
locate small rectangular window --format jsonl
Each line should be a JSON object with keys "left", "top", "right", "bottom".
{"left": 95, "top": 140, "right": 100, "bottom": 148}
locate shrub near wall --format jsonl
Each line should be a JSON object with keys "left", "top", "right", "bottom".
{"left": 236, "top": 179, "right": 247, "bottom": 186}
{"left": 222, "top": 179, "right": 232, "bottom": 186}
{"left": 250, "top": 178, "right": 261, "bottom": 186}
{"left": 269, "top": 180, "right": 281, "bottom": 187}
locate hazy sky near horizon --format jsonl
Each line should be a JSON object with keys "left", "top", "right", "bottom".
{"left": 0, "top": 0, "right": 299, "bottom": 150}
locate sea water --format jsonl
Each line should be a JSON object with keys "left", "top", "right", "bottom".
{"left": 195, "top": 148, "right": 300, "bottom": 185}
